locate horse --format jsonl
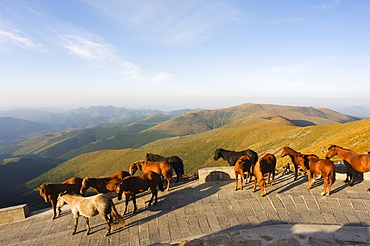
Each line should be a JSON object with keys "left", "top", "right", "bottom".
{"left": 296, "top": 154, "right": 336, "bottom": 196}
{"left": 234, "top": 155, "right": 253, "bottom": 190}
{"left": 115, "top": 171, "right": 165, "bottom": 214}
{"left": 37, "top": 177, "right": 83, "bottom": 220}
{"left": 146, "top": 153, "right": 184, "bottom": 182}
{"left": 214, "top": 148, "right": 258, "bottom": 179}
{"left": 58, "top": 193, "right": 125, "bottom": 237}
{"left": 129, "top": 160, "right": 173, "bottom": 191}
{"left": 281, "top": 147, "right": 319, "bottom": 180}
{"left": 253, "top": 153, "right": 276, "bottom": 196}
{"left": 80, "top": 171, "right": 130, "bottom": 196}
{"left": 326, "top": 145, "right": 370, "bottom": 190}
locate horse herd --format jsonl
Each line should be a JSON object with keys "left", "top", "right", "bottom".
{"left": 36, "top": 145, "right": 370, "bottom": 236}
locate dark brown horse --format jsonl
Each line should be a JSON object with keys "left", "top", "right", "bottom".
{"left": 115, "top": 171, "right": 165, "bottom": 214}
{"left": 214, "top": 148, "right": 258, "bottom": 166}
{"left": 297, "top": 154, "right": 336, "bottom": 196}
{"left": 80, "top": 171, "right": 130, "bottom": 195}
{"left": 38, "top": 177, "right": 83, "bottom": 220}
{"left": 281, "top": 147, "right": 319, "bottom": 180}
{"left": 253, "top": 153, "right": 276, "bottom": 196}
{"left": 326, "top": 145, "right": 370, "bottom": 190}
{"left": 146, "top": 153, "right": 184, "bottom": 182}
{"left": 129, "top": 160, "right": 173, "bottom": 191}
{"left": 234, "top": 155, "right": 253, "bottom": 190}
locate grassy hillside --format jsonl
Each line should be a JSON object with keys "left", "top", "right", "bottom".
{"left": 147, "top": 103, "right": 358, "bottom": 135}
{"left": 27, "top": 117, "right": 370, "bottom": 190}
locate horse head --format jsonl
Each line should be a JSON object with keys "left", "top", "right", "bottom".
{"left": 115, "top": 178, "right": 130, "bottom": 201}
{"left": 80, "top": 177, "right": 91, "bottom": 195}
{"left": 213, "top": 148, "right": 223, "bottom": 161}
{"left": 326, "top": 145, "right": 339, "bottom": 159}
{"left": 129, "top": 162, "right": 139, "bottom": 175}
{"left": 38, "top": 184, "right": 51, "bottom": 203}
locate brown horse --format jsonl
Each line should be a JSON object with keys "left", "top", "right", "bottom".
{"left": 58, "top": 193, "right": 125, "bottom": 237}
{"left": 281, "top": 147, "right": 319, "bottom": 180}
{"left": 80, "top": 171, "right": 130, "bottom": 195}
{"left": 253, "top": 153, "right": 276, "bottom": 196}
{"left": 234, "top": 155, "right": 253, "bottom": 190}
{"left": 297, "top": 154, "right": 336, "bottom": 196}
{"left": 115, "top": 171, "right": 165, "bottom": 214}
{"left": 326, "top": 145, "right": 370, "bottom": 190}
{"left": 129, "top": 160, "right": 173, "bottom": 191}
{"left": 38, "top": 177, "right": 83, "bottom": 220}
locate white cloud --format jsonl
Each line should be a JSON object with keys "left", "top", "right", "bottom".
{"left": 82, "top": 0, "right": 242, "bottom": 46}
{"left": 0, "top": 29, "right": 39, "bottom": 51}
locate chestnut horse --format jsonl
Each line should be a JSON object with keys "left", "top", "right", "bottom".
{"left": 115, "top": 171, "right": 165, "bottom": 214}
{"left": 146, "top": 153, "right": 184, "bottom": 182}
{"left": 297, "top": 154, "right": 336, "bottom": 196}
{"left": 37, "top": 177, "right": 83, "bottom": 219}
{"left": 129, "top": 160, "right": 173, "bottom": 191}
{"left": 326, "top": 145, "right": 370, "bottom": 190}
{"left": 281, "top": 147, "right": 319, "bottom": 180}
{"left": 80, "top": 171, "right": 130, "bottom": 196}
{"left": 234, "top": 155, "right": 253, "bottom": 190}
{"left": 253, "top": 153, "right": 276, "bottom": 196}
{"left": 58, "top": 193, "right": 125, "bottom": 237}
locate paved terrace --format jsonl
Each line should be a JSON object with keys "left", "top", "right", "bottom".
{"left": 1, "top": 173, "right": 370, "bottom": 246}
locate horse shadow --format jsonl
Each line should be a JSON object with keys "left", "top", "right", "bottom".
{"left": 111, "top": 179, "right": 228, "bottom": 233}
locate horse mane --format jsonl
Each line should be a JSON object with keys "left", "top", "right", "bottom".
{"left": 329, "top": 145, "right": 351, "bottom": 151}
{"left": 284, "top": 146, "right": 301, "bottom": 154}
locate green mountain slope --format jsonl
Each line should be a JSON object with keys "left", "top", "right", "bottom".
{"left": 27, "top": 117, "right": 370, "bottom": 189}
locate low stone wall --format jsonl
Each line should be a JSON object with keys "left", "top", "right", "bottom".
{"left": 0, "top": 204, "right": 30, "bottom": 224}
{"left": 198, "top": 164, "right": 370, "bottom": 183}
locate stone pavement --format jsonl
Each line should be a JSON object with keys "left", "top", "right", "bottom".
{"left": 1, "top": 173, "right": 370, "bottom": 246}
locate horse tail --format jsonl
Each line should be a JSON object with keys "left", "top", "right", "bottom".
{"left": 158, "top": 176, "right": 165, "bottom": 192}
{"left": 329, "top": 167, "right": 336, "bottom": 185}
{"left": 179, "top": 159, "right": 185, "bottom": 176}
{"left": 109, "top": 199, "right": 125, "bottom": 227}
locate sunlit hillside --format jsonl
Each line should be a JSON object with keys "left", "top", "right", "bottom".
{"left": 27, "top": 117, "right": 370, "bottom": 189}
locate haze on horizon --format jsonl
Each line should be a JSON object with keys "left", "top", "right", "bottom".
{"left": 1, "top": 0, "right": 370, "bottom": 111}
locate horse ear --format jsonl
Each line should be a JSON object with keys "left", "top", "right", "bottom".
{"left": 37, "top": 186, "right": 41, "bottom": 190}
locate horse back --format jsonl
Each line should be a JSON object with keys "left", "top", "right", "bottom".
{"left": 110, "top": 171, "right": 130, "bottom": 180}
{"left": 259, "top": 154, "right": 276, "bottom": 172}
{"left": 349, "top": 154, "right": 370, "bottom": 172}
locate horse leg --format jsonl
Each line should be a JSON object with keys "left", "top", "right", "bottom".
{"left": 321, "top": 174, "right": 328, "bottom": 196}
{"left": 294, "top": 164, "right": 298, "bottom": 181}
{"left": 253, "top": 176, "right": 257, "bottom": 192}
{"left": 132, "top": 195, "right": 138, "bottom": 213}
{"left": 166, "top": 177, "right": 171, "bottom": 191}
{"left": 101, "top": 213, "right": 111, "bottom": 237}
{"left": 240, "top": 174, "right": 244, "bottom": 190}
{"left": 84, "top": 217, "right": 90, "bottom": 235}
{"left": 149, "top": 187, "right": 158, "bottom": 206}
{"left": 306, "top": 170, "right": 312, "bottom": 189}
{"left": 51, "top": 198, "right": 57, "bottom": 220}
{"left": 266, "top": 172, "right": 271, "bottom": 185}
{"left": 259, "top": 179, "right": 266, "bottom": 197}
{"left": 234, "top": 174, "right": 238, "bottom": 191}
{"left": 271, "top": 170, "right": 276, "bottom": 186}
{"left": 72, "top": 212, "right": 79, "bottom": 235}
{"left": 122, "top": 194, "right": 130, "bottom": 215}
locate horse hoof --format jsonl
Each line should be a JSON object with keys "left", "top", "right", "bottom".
{"left": 320, "top": 192, "right": 326, "bottom": 196}
{"left": 367, "top": 189, "right": 370, "bottom": 192}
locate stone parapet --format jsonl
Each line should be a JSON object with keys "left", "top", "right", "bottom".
{"left": 0, "top": 204, "right": 30, "bottom": 224}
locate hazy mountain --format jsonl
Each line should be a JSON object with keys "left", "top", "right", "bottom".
{"left": 0, "top": 117, "right": 51, "bottom": 144}
{"left": 331, "top": 105, "right": 370, "bottom": 119}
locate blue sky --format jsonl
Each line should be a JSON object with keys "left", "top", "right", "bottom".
{"left": 1, "top": 0, "right": 370, "bottom": 110}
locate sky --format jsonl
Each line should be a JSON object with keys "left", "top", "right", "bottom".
{"left": 1, "top": 0, "right": 370, "bottom": 111}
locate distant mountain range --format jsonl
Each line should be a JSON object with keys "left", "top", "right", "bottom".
{"left": 331, "top": 105, "right": 370, "bottom": 119}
